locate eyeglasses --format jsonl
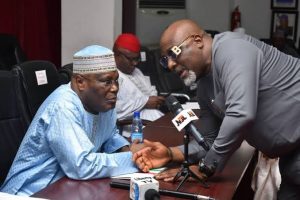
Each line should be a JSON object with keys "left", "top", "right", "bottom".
{"left": 119, "top": 52, "right": 141, "bottom": 63}
{"left": 81, "top": 75, "right": 119, "bottom": 87}
{"left": 160, "top": 34, "right": 196, "bottom": 70}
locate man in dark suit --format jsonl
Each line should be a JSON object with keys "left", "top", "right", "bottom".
{"left": 134, "top": 19, "right": 300, "bottom": 199}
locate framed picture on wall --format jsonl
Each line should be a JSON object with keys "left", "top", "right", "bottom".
{"left": 271, "top": 10, "right": 298, "bottom": 41}
{"left": 271, "top": 0, "right": 298, "bottom": 10}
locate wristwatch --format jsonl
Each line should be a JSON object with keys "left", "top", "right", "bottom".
{"left": 198, "top": 159, "right": 217, "bottom": 178}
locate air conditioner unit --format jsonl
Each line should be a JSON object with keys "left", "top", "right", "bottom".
{"left": 136, "top": 0, "right": 186, "bottom": 47}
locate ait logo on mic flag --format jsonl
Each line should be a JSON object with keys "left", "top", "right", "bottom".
{"left": 172, "top": 109, "right": 199, "bottom": 131}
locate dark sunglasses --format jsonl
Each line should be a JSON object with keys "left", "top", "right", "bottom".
{"left": 160, "top": 34, "right": 197, "bottom": 70}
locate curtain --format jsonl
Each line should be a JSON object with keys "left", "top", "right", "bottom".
{"left": 0, "top": 0, "right": 61, "bottom": 67}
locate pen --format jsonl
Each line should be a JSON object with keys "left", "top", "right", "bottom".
{"left": 110, "top": 181, "right": 215, "bottom": 200}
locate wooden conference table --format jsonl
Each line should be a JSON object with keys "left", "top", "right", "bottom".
{"left": 33, "top": 111, "right": 256, "bottom": 200}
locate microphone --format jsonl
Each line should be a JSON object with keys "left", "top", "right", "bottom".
{"left": 110, "top": 181, "right": 216, "bottom": 200}
{"left": 145, "top": 189, "right": 160, "bottom": 200}
{"left": 165, "top": 95, "right": 210, "bottom": 151}
{"left": 129, "top": 176, "right": 159, "bottom": 200}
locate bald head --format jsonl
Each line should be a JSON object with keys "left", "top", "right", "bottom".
{"left": 160, "top": 19, "right": 204, "bottom": 49}
{"left": 159, "top": 19, "right": 213, "bottom": 79}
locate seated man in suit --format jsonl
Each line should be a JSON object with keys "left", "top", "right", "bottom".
{"left": 0, "top": 45, "right": 142, "bottom": 196}
{"left": 113, "top": 33, "right": 165, "bottom": 124}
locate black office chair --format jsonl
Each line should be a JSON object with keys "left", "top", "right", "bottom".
{"left": 58, "top": 63, "right": 73, "bottom": 84}
{"left": 0, "top": 34, "right": 27, "bottom": 70}
{"left": 12, "top": 60, "right": 61, "bottom": 119}
{"left": 136, "top": 46, "right": 163, "bottom": 91}
{"left": 205, "top": 30, "right": 220, "bottom": 38}
{"left": 0, "top": 70, "right": 31, "bottom": 185}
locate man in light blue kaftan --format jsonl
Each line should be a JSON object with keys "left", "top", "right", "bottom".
{"left": 0, "top": 45, "right": 139, "bottom": 196}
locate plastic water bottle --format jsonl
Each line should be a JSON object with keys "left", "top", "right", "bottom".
{"left": 131, "top": 111, "right": 143, "bottom": 143}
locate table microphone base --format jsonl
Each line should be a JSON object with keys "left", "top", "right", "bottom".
{"left": 173, "top": 162, "right": 209, "bottom": 191}
{"left": 174, "top": 129, "right": 209, "bottom": 191}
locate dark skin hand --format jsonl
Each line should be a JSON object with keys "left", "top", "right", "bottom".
{"left": 132, "top": 140, "right": 207, "bottom": 183}
{"left": 145, "top": 96, "right": 165, "bottom": 109}
{"left": 133, "top": 139, "right": 185, "bottom": 172}
{"left": 133, "top": 140, "right": 172, "bottom": 172}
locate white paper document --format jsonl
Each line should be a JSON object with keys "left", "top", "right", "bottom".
{"left": 182, "top": 102, "right": 200, "bottom": 110}
{"left": 112, "top": 167, "right": 166, "bottom": 180}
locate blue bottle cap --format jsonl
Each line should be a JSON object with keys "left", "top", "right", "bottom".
{"left": 133, "top": 111, "right": 140, "bottom": 118}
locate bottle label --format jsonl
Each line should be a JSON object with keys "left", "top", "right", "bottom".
{"left": 131, "top": 132, "right": 143, "bottom": 143}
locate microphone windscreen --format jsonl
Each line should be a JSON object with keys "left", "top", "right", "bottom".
{"left": 145, "top": 189, "right": 160, "bottom": 200}
{"left": 165, "top": 95, "right": 182, "bottom": 113}
{"left": 130, "top": 177, "right": 159, "bottom": 200}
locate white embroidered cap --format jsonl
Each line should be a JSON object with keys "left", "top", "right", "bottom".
{"left": 73, "top": 45, "right": 117, "bottom": 74}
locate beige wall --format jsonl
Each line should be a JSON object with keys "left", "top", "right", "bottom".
{"left": 61, "top": 0, "right": 300, "bottom": 65}
{"left": 61, "top": 0, "right": 122, "bottom": 65}
{"left": 187, "top": 0, "right": 300, "bottom": 46}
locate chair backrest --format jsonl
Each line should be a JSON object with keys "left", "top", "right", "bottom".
{"left": 0, "top": 70, "right": 31, "bottom": 185}
{"left": 136, "top": 46, "right": 162, "bottom": 89}
{"left": 12, "top": 60, "right": 61, "bottom": 118}
{"left": 0, "top": 34, "right": 27, "bottom": 70}
{"left": 205, "top": 30, "right": 220, "bottom": 38}
{"left": 58, "top": 63, "right": 73, "bottom": 84}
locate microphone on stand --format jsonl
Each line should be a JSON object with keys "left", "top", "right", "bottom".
{"left": 165, "top": 95, "right": 210, "bottom": 151}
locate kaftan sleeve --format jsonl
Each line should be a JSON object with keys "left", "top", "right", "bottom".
{"left": 143, "top": 75, "right": 158, "bottom": 96}
{"left": 45, "top": 106, "right": 138, "bottom": 180}
{"left": 101, "top": 126, "right": 130, "bottom": 153}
